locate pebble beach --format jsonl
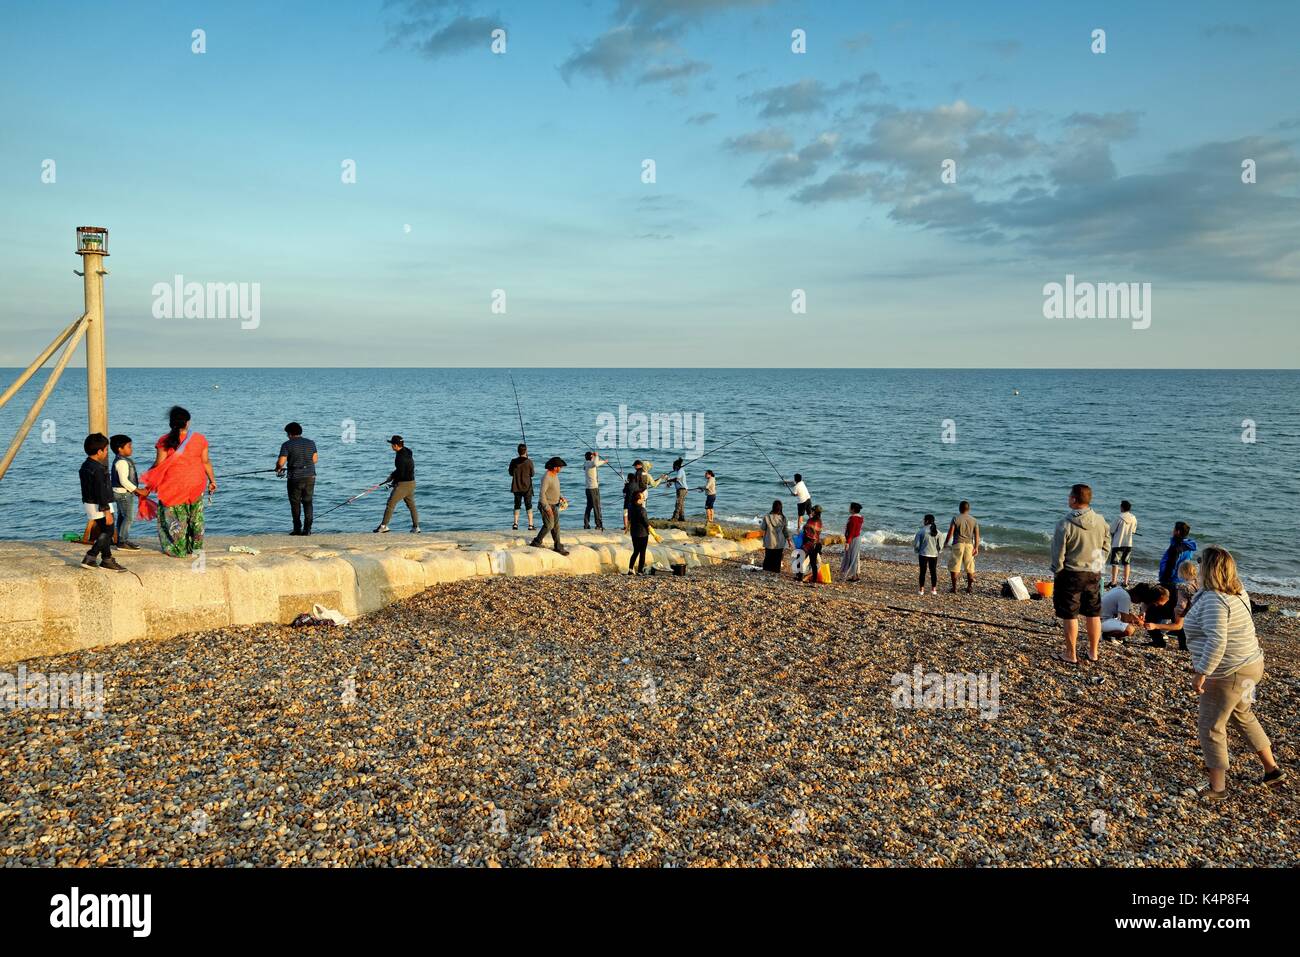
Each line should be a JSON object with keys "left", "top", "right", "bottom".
{"left": 2, "top": 547, "right": 1296, "bottom": 868}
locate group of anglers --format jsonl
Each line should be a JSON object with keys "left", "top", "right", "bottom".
{"left": 506, "top": 443, "right": 717, "bottom": 572}
{"left": 73, "top": 409, "right": 722, "bottom": 576}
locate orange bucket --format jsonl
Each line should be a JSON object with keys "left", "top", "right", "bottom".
{"left": 1035, "top": 580, "right": 1054, "bottom": 598}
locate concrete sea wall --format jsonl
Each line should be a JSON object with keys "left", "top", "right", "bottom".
{"left": 0, "top": 529, "right": 762, "bottom": 663}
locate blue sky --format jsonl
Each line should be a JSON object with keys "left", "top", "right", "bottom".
{"left": 1, "top": 0, "right": 1297, "bottom": 367}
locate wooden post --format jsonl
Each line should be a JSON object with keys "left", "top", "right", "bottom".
{"left": 79, "top": 235, "right": 109, "bottom": 436}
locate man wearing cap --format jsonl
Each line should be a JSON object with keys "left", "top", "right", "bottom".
{"left": 375, "top": 435, "right": 420, "bottom": 533}
{"left": 529, "top": 456, "right": 569, "bottom": 555}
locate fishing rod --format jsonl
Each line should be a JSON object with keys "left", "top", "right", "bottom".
{"left": 556, "top": 422, "right": 627, "bottom": 482}
{"left": 217, "top": 468, "right": 282, "bottom": 480}
{"left": 655, "top": 431, "right": 757, "bottom": 484}
{"left": 509, "top": 373, "right": 527, "bottom": 445}
{"left": 751, "top": 436, "right": 796, "bottom": 494}
{"left": 317, "top": 479, "right": 390, "bottom": 518}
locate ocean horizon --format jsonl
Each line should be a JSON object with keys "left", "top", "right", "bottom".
{"left": 3, "top": 366, "right": 1296, "bottom": 594}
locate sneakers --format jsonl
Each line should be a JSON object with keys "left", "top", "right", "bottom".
{"left": 512, "top": 523, "right": 518, "bottom": 530}
{"left": 290, "top": 529, "right": 304, "bottom": 536}
{"left": 80, "top": 554, "right": 99, "bottom": 569}
{"left": 119, "top": 541, "right": 140, "bottom": 550}
{"left": 374, "top": 524, "right": 390, "bottom": 534}
{"left": 918, "top": 589, "right": 925, "bottom": 596}
{"left": 555, "top": 547, "right": 570, "bottom": 556}
{"left": 99, "top": 558, "right": 128, "bottom": 573}
{"left": 929, "top": 587, "right": 938, "bottom": 595}
{"left": 1261, "top": 768, "right": 1286, "bottom": 787}
{"left": 411, "top": 526, "right": 421, "bottom": 533}
{"left": 1194, "top": 781, "right": 1229, "bottom": 804}
{"left": 528, "top": 541, "right": 544, "bottom": 549}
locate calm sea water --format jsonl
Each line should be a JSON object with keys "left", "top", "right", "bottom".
{"left": 2, "top": 368, "right": 1298, "bottom": 593}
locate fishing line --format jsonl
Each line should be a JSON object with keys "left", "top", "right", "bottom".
{"left": 751, "top": 436, "right": 795, "bottom": 495}
{"left": 509, "top": 373, "right": 527, "bottom": 445}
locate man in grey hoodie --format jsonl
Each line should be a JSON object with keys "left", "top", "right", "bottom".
{"left": 1050, "top": 483, "right": 1112, "bottom": 665}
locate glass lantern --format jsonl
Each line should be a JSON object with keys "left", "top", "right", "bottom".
{"left": 76, "top": 226, "right": 109, "bottom": 256}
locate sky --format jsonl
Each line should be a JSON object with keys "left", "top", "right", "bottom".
{"left": 1, "top": 0, "right": 1297, "bottom": 367}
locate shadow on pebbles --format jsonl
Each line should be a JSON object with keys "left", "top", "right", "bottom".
{"left": 2, "top": 554, "right": 1296, "bottom": 867}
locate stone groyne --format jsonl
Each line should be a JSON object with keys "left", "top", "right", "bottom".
{"left": 0, "top": 529, "right": 761, "bottom": 663}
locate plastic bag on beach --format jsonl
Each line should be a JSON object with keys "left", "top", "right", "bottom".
{"left": 312, "top": 604, "right": 350, "bottom": 626}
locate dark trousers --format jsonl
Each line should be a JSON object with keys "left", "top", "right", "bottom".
{"left": 804, "top": 543, "right": 822, "bottom": 582}
{"left": 630, "top": 535, "right": 648, "bottom": 572}
{"left": 919, "top": 555, "right": 938, "bottom": 588}
{"left": 671, "top": 488, "right": 687, "bottom": 521}
{"left": 288, "top": 476, "right": 315, "bottom": 533}
{"left": 531, "top": 504, "right": 562, "bottom": 550}
{"left": 584, "top": 488, "right": 603, "bottom": 529}
{"left": 763, "top": 548, "right": 783, "bottom": 572}
{"left": 86, "top": 517, "right": 113, "bottom": 561}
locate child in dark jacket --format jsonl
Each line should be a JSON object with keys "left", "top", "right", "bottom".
{"left": 79, "top": 433, "right": 126, "bottom": 572}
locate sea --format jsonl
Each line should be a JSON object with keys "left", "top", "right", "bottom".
{"left": 2, "top": 368, "right": 1298, "bottom": 594}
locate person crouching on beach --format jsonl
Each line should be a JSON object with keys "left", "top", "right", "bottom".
{"left": 529, "top": 456, "right": 569, "bottom": 555}
{"left": 1100, "top": 582, "right": 1167, "bottom": 642}
{"left": 943, "top": 501, "right": 980, "bottom": 594}
{"left": 140, "top": 406, "right": 216, "bottom": 558}
{"left": 703, "top": 470, "right": 717, "bottom": 525}
{"left": 914, "top": 514, "right": 942, "bottom": 595}
{"left": 840, "top": 502, "right": 864, "bottom": 582}
{"left": 375, "top": 435, "right": 419, "bottom": 533}
{"left": 801, "top": 505, "right": 824, "bottom": 583}
{"left": 1050, "top": 483, "right": 1111, "bottom": 665}
{"left": 761, "top": 500, "right": 788, "bottom": 572}
{"left": 1184, "top": 545, "right": 1284, "bottom": 801}
{"left": 628, "top": 489, "right": 650, "bottom": 575}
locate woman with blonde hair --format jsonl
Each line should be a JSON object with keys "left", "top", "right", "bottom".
{"left": 1183, "top": 545, "right": 1284, "bottom": 800}
{"left": 1147, "top": 559, "right": 1197, "bottom": 649}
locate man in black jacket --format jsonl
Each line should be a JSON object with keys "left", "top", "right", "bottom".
{"left": 375, "top": 435, "right": 420, "bottom": 533}
{"left": 508, "top": 443, "right": 535, "bottom": 531}
{"left": 79, "top": 433, "right": 127, "bottom": 571}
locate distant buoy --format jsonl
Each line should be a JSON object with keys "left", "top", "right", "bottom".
{"left": 1013, "top": 390, "right": 1020, "bottom": 396}
{"left": 213, "top": 384, "right": 220, "bottom": 390}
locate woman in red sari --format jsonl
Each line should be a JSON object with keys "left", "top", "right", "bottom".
{"left": 139, "top": 406, "right": 217, "bottom": 557}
